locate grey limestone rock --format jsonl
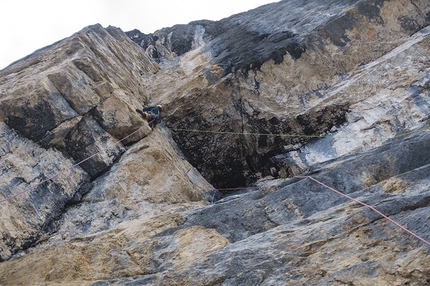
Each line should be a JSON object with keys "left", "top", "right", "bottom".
{"left": 0, "top": 0, "right": 430, "bottom": 285}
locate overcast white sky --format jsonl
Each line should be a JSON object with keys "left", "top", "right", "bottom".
{"left": 0, "top": 0, "right": 277, "bottom": 70}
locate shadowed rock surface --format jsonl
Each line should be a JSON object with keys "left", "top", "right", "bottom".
{"left": 0, "top": 0, "right": 430, "bottom": 285}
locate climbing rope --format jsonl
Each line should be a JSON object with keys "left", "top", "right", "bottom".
{"left": 1, "top": 115, "right": 429, "bottom": 252}
{"left": 295, "top": 175, "right": 430, "bottom": 247}
{"left": 3, "top": 123, "right": 427, "bottom": 204}
{"left": 169, "top": 125, "right": 429, "bottom": 141}
{"left": 0, "top": 123, "right": 149, "bottom": 204}
{"left": 3, "top": 118, "right": 430, "bottom": 251}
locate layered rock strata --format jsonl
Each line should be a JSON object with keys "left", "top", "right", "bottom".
{"left": 0, "top": 24, "right": 213, "bottom": 263}
{"left": 0, "top": 0, "right": 429, "bottom": 285}
{"left": 130, "top": 0, "right": 430, "bottom": 187}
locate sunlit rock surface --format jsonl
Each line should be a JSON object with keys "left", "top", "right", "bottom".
{"left": 0, "top": 0, "right": 429, "bottom": 285}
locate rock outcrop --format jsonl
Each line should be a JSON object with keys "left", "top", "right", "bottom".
{"left": 0, "top": 24, "right": 213, "bottom": 264}
{"left": 129, "top": 0, "right": 430, "bottom": 188}
{"left": 0, "top": 0, "right": 429, "bottom": 285}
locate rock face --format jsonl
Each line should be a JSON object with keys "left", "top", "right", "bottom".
{"left": 0, "top": 24, "right": 213, "bottom": 265}
{"left": 129, "top": 0, "right": 430, "bottom": 188}
{"left": 0, "top": 0, "right": 430, "bottom": 285}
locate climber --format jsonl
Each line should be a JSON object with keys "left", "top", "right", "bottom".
{"left": 136, "top": 105, "right": 163, "bottom": 129}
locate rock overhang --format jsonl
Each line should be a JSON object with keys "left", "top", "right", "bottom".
{"left": 0, "top": 0, "right": 430, "bottom": 284}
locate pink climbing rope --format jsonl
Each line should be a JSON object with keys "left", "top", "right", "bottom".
{"left": 0, "top": 124, "right": 148, "bottom": 204}
{"left": 295, "top": 175, "right": 430, "bottom": 247}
